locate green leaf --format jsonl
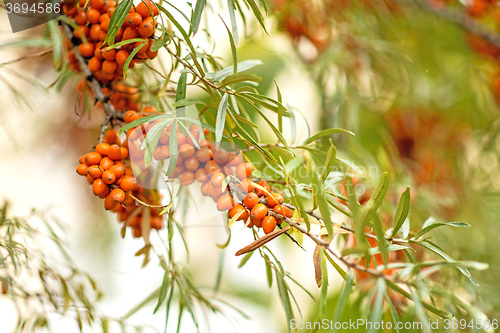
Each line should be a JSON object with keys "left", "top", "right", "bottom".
{"left": 219, "top": 73, "right": 262, "bottom": 88}
{"left": 276, "top": 271, "right": 293, "bottom": 332}
{"left": 303, "top": 128, "right": 354, "bottom": 145}
{"left": 390, "top": 187, "right": 411, "bottom": 238}
{"left": 153, "top": 271, "right": 170, "bottom": 314}
{"left": 118, "top": 114, "right": 170, "bottom": 134}
{"left": 171, "top": 99, "right": 206, "bottom": 108}
{"left": 140, "top": 119, "right": 171, "bottom": 167}
{"left": 104, "top": 0, "right": 133, "bottom": 46}
{"left": 310, "top": 163, "right": 334, "bottom": 242}
{"left": 323, "top": 250, "right": 349, "bottom": 282}
{"left": 221, "top": 17, "right": 238, "bottom": 74}
{"left": 176, "top": 73, "right": 187, "bottom": 102}
{"left": 267, "top": 145, "right": 295, "bottom": 159}
{"left": 412, "top": 240, "right": 477, "bottom": 285}
{"left": 209, "top": 59, "right": 263, "bottom": 82}
{"left": 318, "top": 249, "right": 328, "bottom": 321}
{"left": 367, "top": 278, "right": 386, "bottom": 333}
{"left": 123, "top": 41, "right": 147, "bottom": 78}
{"left": 361, "top": 172, "right": 389, "bottom": 227}
{"left": 320, "top": 139, "right": 336, "bottom": 182}
{"left": 332, "top": 272, "right": 354, "bottom": 324}
{"left": 414, "top": 221, "right": 470, "bottom": 240}
{"left": 165, "top": 123, "right": 179, "bottom": 177}
{"left": 215, "top": 93, "right": 229, "bottom": 146}
{"left": 227, "top": 0, "right": 239, "bottom": 44}
{"left": 191, "top": 0, "right": 206, "bottom": 35}
{"left": 238, "top": 251, "right": 253, "bottom": 268}
{"left": 243, "top": 0, "right": 268, "bottom": 34}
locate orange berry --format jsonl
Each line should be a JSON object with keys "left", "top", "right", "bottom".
{"left": 102, "top": 170, "right": 116, "bottom": 184}
{"left": 239, "top": 178, "right": 254, "bottom": 193}
{"left": 255, "top": 180, "right": 270, "bottom": 197}
{"left": 102, "top": 60, "right": 117, "bottom": 74}
{"left": 135, "top": 41, "right": 149, "bottom": 55}
{"left": 96, "top": 142, "right": 110, "bottom": 156}
{"left": 92, "top": 178, "right": 108, "bottom": 196}
{"left": 136, "top": 0, "right": 158, "bottom": 17}
{"left": 87, "top": 8, "right": 101, "bottom": 24}
{"left": 104, "top": 194, "right": 118, "bottom": 210}
{"left": 227, "top": 152, "right": 243, "bottom": 166}
{"left": 250, "top": 203, "right": 268, "bottom": 221}
{"left": 236, "top": 162, "right": 253, "bottom": 179}
{"left": 204, "top": 160, "right": 220, "bottom": 175}
{"left": 98, "top": 185, "right": 111, "bottom": 199}
{"left": 150, "top": 216, "right": 162, "bottom": 229}
{"left": 103, "top": 129, "right": 119, "bottom": 144}
{"left": 252, "top": 217, "right": 263, "bottom": 228}
{"left": 123, "top": 110, "right": 139, "bottom": 123}
{"left": 262, "top": 216, "right": 277, "bottom": 234}
{"left": 74, "top": 12, "right": 87, "bottom": 25}
{"left": 195, "top": 168, "right": 208, "bottom": 182}
{"left": 102, "top": 48, "right": 116, "bottom": 60}
{"left": 115, "top": 49, "right": 130, "bottom": 66}
{"left": 184, "top": 156, "right": 199, "bottom": 171}
{"left": 90, "top": 24, "right": 102, "bottom": 41}
{"left": 196, "top": 147, "right": 212, "bottom": 163}
{"left": 179, "top": 143, "right": 195, "bottom": 159}
{"left": 126, "top": 12, "right": 142, "bottom": 27}
{"left": 78, "top": 43, "right": 95, "bottom": 57}
{"left": 87, "top": 174, "right": 95, "bottom": 184}
{"left": 110, "top": 188, "right": 125, "bottom": 203}
{"left": 138, "top": 19, "right": 154, "bottom": 38}
{"left": 76, "top": 163, "right": 89, "bottom": 176}
{"left": 88, "top": 57, "right": 102, "bottom": 72}
{"left": 273, "top": 205, "right": 292, "bottom": 223}
{"left": 244, "top": 192, "right": 259, "bottom": 210}
{"left": 89, "top": 0, "right": 104, "bottom": 10}
{"left": 217, "top": 194, "right": 234, "bottom": 211}
{"left": 143, "top": 105, "right": 157, "bottom": 113}
{"left": 109, "top": 164, "right": 126, "bottom": 178}
{"left": 228, "top": 204, "right": 249, "bottom": 221}
{"left": 87, "top": 165, "right": 103, "bottom": 178}
{"left": 122, "top": 26, "right": 139, "bottom": 40}
{"left": 210, "top": 172, "right": 225, "bottom": 188}
{"left": 85, "top": 152, "right": 102, "bottom": 165}
{"left": 179, "top": 171, "right": 195, "bottom": 185}
{"left": 120, "top": 176, "right": 137, "bottom": 191}
{"left": 99, "top": 156, "right": 114, "bottom": 170}
{"left": 213, "top": 149, "right": 228, "bottom": 164}
{"left": 74, "top": 25, "right": 89, "bottom": 39}
{"left": 120, "top": 147, "right": 128, "bottom": 160}
{"left": 108, "top": 144, "right": 121, "bottom": 160}
{"left": 266, "top": 192, "right": 284, "bottom": 208}
{"left": 100, "top": 18, "right": 110, "bottom": 32}
{"left": 79, "top": 155, "right": 86, "bottom": 164}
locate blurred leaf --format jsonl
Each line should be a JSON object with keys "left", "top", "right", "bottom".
{"left": 227, "top": 0, "right": 239, "bottom": 44}
{"left": 390, "top": 187, "right": 411, "bottom": 238}
{"left": 153, "top": 271, "right": 170, "bottom": 314}
{"left": 276, "top": 271, "right": 293, "bottom": 332}
{"left": 323, "top": 250, "right": 349, "bottom": 282}
{"left": 176, "top": 73, "right": 187, "bottom": 102}
{"left": 415, "top": 221, "right": 470, "bottom": 240}
{"left": 171, "top": 99, "right": 206, "bottom": 108}
{"left": 242, "top": 0, "right": 268, "bottom": 34}
{"left": 209, "top": 59, "right": 263, "bottom": 82}
{"left": 219, "top": 73, "right": 262, "bottom": 88}
{"left": 191, "top": 0, "right": 206, "bottom": 35}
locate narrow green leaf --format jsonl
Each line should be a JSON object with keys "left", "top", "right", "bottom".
{"left": 367, "top": 279, "right": 386, "bottom": 333}
{"left": 123, "top": 41, "right": 147, "bottom": 78}
{"left": 390, "top": 187, "right": 411, "bottom": 238}
{"left": 267, "top": 145, "right": 295, "bottom": 159}
{"left": 237, "top": 251, "right": 253, "bottom": 268}
{"left": 415, "top": 221, "right": 470, "bottom": 240}
{"left": 153, "top": 271, "right": 170, "bottom": 314}
{"left": 215, "top": 93, "right": 229, "bottom": 146}
{"left": 227, "top": 0, "right": 239, "bottom": 44}
{"left": 320, "top": 139, "right": 336, "bottom": 182}
{"left": 221, "top": 16, "right": 237, "bottom": 74}
{"left": 118, "top": 114, "right": 169, "bottom": 134}
{"left": 104, "top": 0, "right": 133, "bottom": 46}
{"left": 191, "top": 0, "right": 206, "bottom": 35}
{"left": 165, "top": 123, "right": 178, "bottom": 177}
{"left": 332, "top": 272, "right": 354, "bottom": 324}
{"left": 303, "top": 128, "right": 354, "bottom": 145}
{"left": 323, "top": 249, "right": 349, "bottom": 282}
{"left": 311, "top": 164, "right": 334, "bottom": 242}
{"left": 219, "top": 73, "right": 262, "bottom": 88}
{"left": 318, "top": 249, "right": 328, "bottom": 321}
{"left": 242, "top": 0, "right": 268, "bottom": 34}
{"left": 276, "top": 271, "right": 293, "bottom": 332}
{"left": 176, "top": 73, "right": 187, "bottom": 102}
{"left": 361, "top": 172, "right": 389, "bottom": 227}
{"left": 210, "top": 59, "right": 263, "bottom": 82}
{"left": 171, "top": 99, "right": 206, "bottom": 108}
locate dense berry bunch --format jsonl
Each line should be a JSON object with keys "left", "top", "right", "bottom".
{"left": 76, "top": 128, "right": 162, "bottom": 237}
{"left": 63, "top": 0, "right": 159, "bottom": 84}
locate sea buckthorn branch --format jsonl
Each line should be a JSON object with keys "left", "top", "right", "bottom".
{"left": 60, "top": 21, "right": 123, "bottom": 124}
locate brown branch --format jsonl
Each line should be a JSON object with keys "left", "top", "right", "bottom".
{"left": 60, "top": 21, "right": 123, "bottom": 135}
{"left": 411, "top": 0, "right": 500, "bottom": 48}
{"left": 0, "top": 49, "right": 53, "bottom": 67}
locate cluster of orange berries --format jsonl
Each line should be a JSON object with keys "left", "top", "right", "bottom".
{"left": 76, "top": 128, "right": 161, "bottom": 237}
{"left": 122, "top": 110, "right": 294, "bottom": 235}
{"left": 64, "top": 0, "right": 159, "bottom": 84}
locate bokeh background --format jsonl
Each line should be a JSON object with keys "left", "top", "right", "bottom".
{"left": 1, "top": 0, "right": 500, "bottom": 332}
